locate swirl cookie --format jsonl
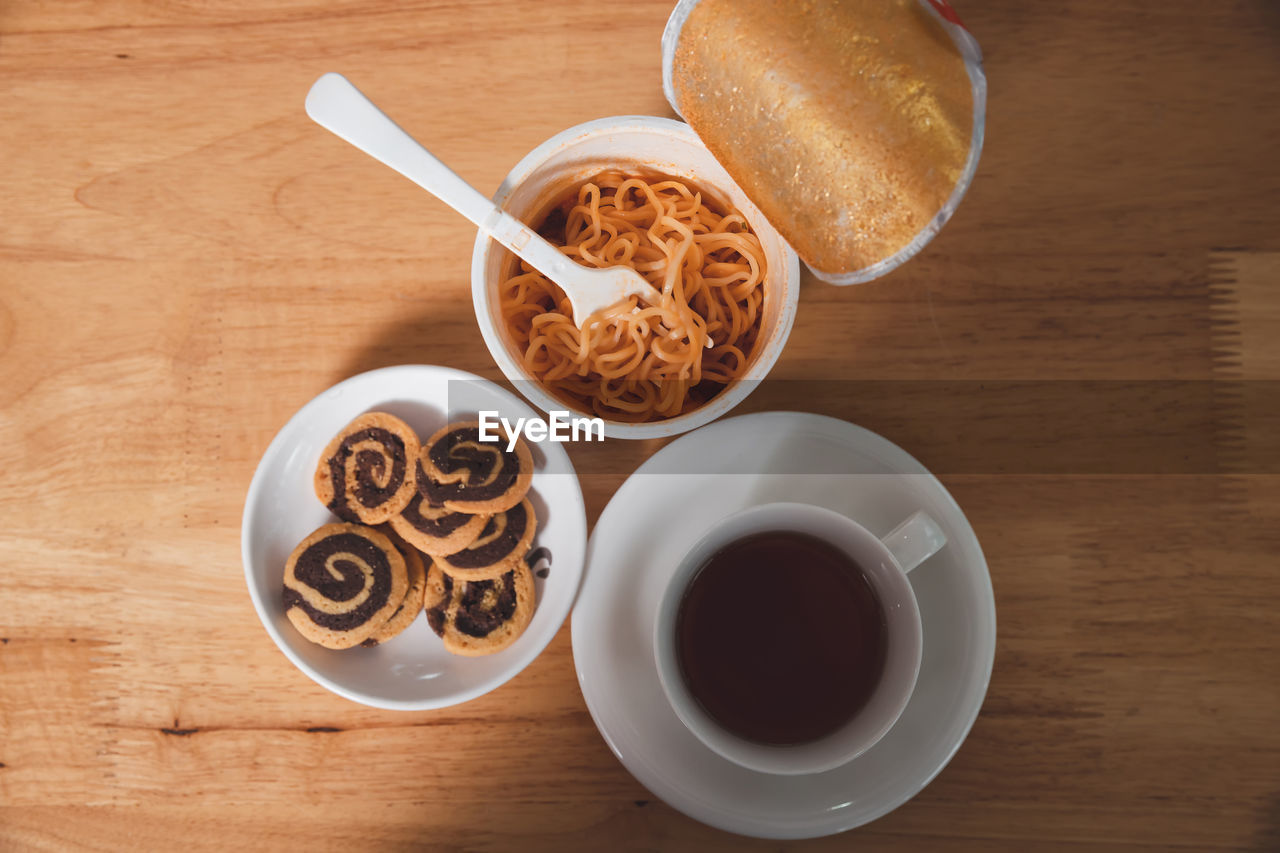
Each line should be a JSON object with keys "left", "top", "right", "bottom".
{"left": 435, "top": 498, "right": 536, "bottom": 581}
{"left": 424, "top": 558, "right": 536, "bottom": 656}
{"left": 315, "top": 412, "right": 420, "bottom": 524}
{"left": 417, "top": 421, "right": 533, "bottom": 513}
{"left": 283, "top": 523, "right": 409, "bottom": 649}
{"left": 388, "top": 492, "right": 491, "bottom": 557}
{"left": 362, "top": 531, "right": 428, "bottom": 647}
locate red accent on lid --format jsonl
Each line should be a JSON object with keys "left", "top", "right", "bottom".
{"left": 924, "top": 0, "right": 967, "bottom": 29}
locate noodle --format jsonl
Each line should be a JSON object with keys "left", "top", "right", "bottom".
{"left": 499, "top": 173, "right": 767, "bottom": 422}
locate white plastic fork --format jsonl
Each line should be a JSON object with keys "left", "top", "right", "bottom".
{"left": 304, "top": 72, "right": 664, "bottom": 328}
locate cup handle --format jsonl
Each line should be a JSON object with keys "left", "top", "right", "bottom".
{"left": 881, "top": 510, "right": 947, "bottom": 574}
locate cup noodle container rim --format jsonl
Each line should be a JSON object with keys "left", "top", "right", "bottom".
{"left": 470, "top": 115, "right": 801, "bottom": 441}
{"left": 661, "top": 0, "right": 988, "bottom": 286}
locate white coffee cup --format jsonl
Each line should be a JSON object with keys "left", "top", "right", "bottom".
{"left": 653, "top": 502, "right": 947, "bottom": 776}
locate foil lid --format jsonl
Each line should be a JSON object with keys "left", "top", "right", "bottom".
{"left": 662, "top": 0, "right": 986, "bottom": 285}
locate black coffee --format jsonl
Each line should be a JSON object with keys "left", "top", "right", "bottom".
{"left": 675, "top": 531, "right": 887, "bottom": 745}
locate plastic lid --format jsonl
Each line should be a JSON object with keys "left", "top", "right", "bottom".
{"left": 662, "top": 0, "right": 986, "bottom": 285}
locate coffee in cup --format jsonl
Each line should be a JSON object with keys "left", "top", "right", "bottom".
{"left": 676, "top": 530, "right": 887, "bottom": 745}
{"left": 654, "top": 503, "right": 946, "bottom": 775}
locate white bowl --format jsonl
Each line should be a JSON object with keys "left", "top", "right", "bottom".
{"left": 471, "top": 116, "right": 801, "bottom": 440}
{"left": 241, "top": 365, "right": 587, "bottom": 710}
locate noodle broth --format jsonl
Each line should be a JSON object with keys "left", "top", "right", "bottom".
{"left": 498, "top": 170, "right": 768, "bottom": 423}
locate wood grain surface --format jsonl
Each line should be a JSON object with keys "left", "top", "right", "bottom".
{"left": 2, "top": 1, "right": 1279, "bottom": 850}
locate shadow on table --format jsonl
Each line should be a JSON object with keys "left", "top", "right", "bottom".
{"left": 336, "top": 297, "right": 501, "bottom": 383}
{"left": 1258, "top": 791, "right": 1280, "bottom": 851}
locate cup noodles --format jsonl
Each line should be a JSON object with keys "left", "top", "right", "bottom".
{"left": 662, "top": 0, "right": 986, "bottom": 285}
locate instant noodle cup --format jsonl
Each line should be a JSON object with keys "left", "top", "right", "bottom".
{"left": 662, "top": 0, "right": 986, "bottom": 284}
{"left": 471, "top": 116, "right": 802, "bottom": 440}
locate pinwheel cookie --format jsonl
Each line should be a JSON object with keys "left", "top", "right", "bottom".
{"left": 424, "top": 557, "right": 536, "bottom": 657}
{"left": 416, "top": 421, "right": 532, "bottom": 514}
{"left": 315, "top": 412, "right": 420, "bottom": 524}
{"left": 282, "top": 523, "right": 409, "bottom": 649}
{"left": 388, "top": 492, "right": 491, "bottom": 557}
{"left": 434, "top": 498, "right": 536, "bottom": 581}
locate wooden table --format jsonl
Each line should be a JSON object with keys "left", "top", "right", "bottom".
{"left": 2, "top": 1, "right": 1278, "bottom": 849}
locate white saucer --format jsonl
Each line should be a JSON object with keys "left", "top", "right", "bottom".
{"left": 242, "top": 365, "right": 586, "bottom": 711}
{"left": 571, "top": 412, "right": 996, "bottom": 839}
